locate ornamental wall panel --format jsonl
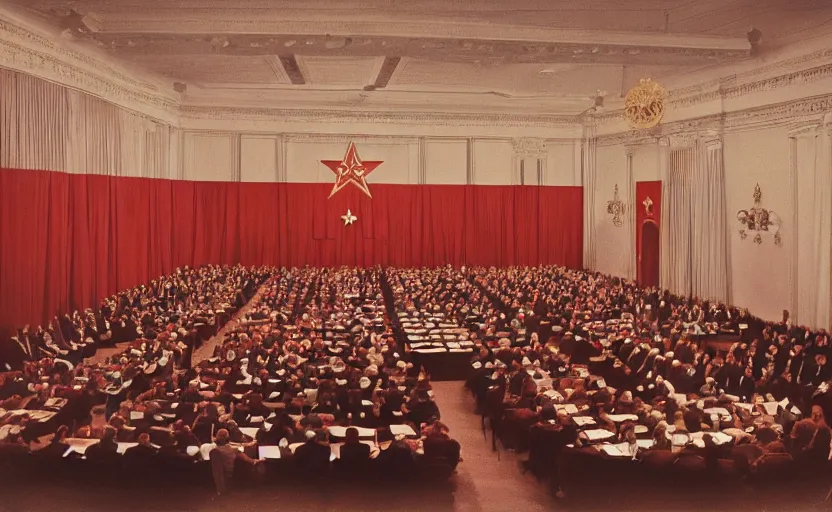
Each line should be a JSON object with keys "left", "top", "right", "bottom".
{"left": 593, "top": 144, "right": 631, "bottom": 279}
{"left": 472, "top": 140, "right": 514, "bottom": 185}
{"left": 182, "top": 132, "right": 235, "bottom": 182}
{"left": 723, "top": 126, "right": 794, "bottom": 322}
{"left": 424, "top": 139, "right": 468, "bottom": 185}
{"left": 240, "top": 135, "right": 278, "bottom": 183}
{"left": 545, "top": 141, "right": 578, "bottom": 186}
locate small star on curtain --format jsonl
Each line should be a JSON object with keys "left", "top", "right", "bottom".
{"left": 341, "top": 209, "right": 358, "bottom": 226}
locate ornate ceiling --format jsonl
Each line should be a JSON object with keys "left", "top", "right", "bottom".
{"left": 6, "top": 0, "right": 832, "bottom": 114}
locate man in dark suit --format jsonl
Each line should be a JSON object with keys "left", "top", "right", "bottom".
{"left": 123, "top": 432, "right": 158, "bottom": 470}
{"left": 337, "top": 427, "right": 370, "bottom": 475}
{"left": 85, "top": 426, "right": 119, "bottom": 462}
{"left": 293, "top": 429, "right": 331, "bottom": 475}
{"left": 736, "top": 366, "right": 756, "bottom": 402}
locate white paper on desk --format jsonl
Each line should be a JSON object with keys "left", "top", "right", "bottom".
{"left": 250, "top": 416, "right": 264, "bottom": 424}
{"left": 637, "top": 439, "right": 655, "bottom": 449}
{"left": 414, "top": 348, "right": 447, "bottom": 353}
{"left": 449, "top": 348, "right": 473, "bottom": 353}
{"left": 258, "top": 446, "right": 281, "bottom": 459}
{"left": 160, "top": 413, "right": 176, "bottom": 419}
{"left": 232, "top": 394, "right": 244, "bottom": 400}
{"left": 200, "top": 443, "right": 216, "bottom": 461}
{"left": 580, "top": 429, "right": 615, "bottom": 441}
{"left": 171, "top": 403, "right": 179, "bottom": 410}
{"left": 44, "top": 398, "right": 66, "bottom": 408}
{"left": 361, "top": 400, "right": 374, "bottom": 407}
{"left": 572, "top": 416, "right": 596, "bottom": 427}
{"left": 117, "top": 442, "right": 138, "bottom": 455}
{"left": 791, "top": 405, "right": 801, "bottom": 415}
{"left": 711, "top": 431, "right": 733, "bottom": 444}
{"left": 268, "top": 379, "right": 281, "bottom": 384}
{"left": 186, "top": 446, "right": 200, "bottom": 457}
{"left": 63, "top": 438, "right": 99, "bottom": 456}
{"left": 734, "top": 403, "right": 754, "bottom": 412}
{"left": 703, "top": 407, "right": 731, "bottom": 418}
{"left": 389, "top": 424, "right": 417, "bottom": 437}
{"left": 129, "top": 411, "right": 144, "bottom": 421}
{"left": 268, "top": 392, "right": 280, "bottom": 400}
{"left": 555, "top": 403, "right": 579, "bottom": 415}
{"left": 761, "top": 402, "right": 779, "bottom": 416}
{"left": 543, "top": 389, "right": 563, "bottom": 400}
{"left": 264, "top": 422, "right": 273, "bottom": 432}
{"left": 596, "top": 443, "right": 633, "bottom": 457}
{"left": 239, "top": 427, "right": 259, "bottom": 438}
{"left": 607, "top": 414, "right": 639, "bottom": 423}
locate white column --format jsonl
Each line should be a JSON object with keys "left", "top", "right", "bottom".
{"left": 625, "top": 146, "right": 637, "bottom": 281}
{"left": 582, "top": 125, "right": 598, "bottom": 270}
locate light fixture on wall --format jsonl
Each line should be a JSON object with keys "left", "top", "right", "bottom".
{"left": 606, "top": 184, "right": 626, "bottom": 227}
{"left": 737, "top": 183, "right": 782, "bottom": 246}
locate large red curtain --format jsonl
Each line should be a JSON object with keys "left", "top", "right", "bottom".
{"left": 0, "top": 167, "right": 583, "bottom": 335}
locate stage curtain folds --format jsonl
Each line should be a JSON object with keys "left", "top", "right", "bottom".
{"left": 0, "top": 168, "right": 583, "bottom": 335}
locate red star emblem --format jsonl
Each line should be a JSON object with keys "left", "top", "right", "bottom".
{"left": 321, "top": 142, "right": 383, "bottom": 199}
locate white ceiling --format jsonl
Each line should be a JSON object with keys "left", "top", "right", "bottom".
{"left": 7, "top": 0, "right": 832, "bottom": 114}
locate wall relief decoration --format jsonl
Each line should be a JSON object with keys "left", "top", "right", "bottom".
{"left": 737, "top": 183, "right": 782, "bottom": 246}
{"left": 606, "top": 184, "right": 625, "bottom": 227}
{"left": 624, "top": 78, "right": 668, "bottom": 129}
{"left": 643, "top": 196, "right": 654, "bottom": 216}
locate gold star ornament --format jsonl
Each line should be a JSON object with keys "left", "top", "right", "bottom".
{"left": 341, "top": 209, "right": 358, "bottom": 226}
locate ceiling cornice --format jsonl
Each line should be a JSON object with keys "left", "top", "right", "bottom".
{"left": 0, "top": 15, "right": 179, "bottom": 123}
{"left": 1, "top": 8, "right": 832, "bottom": 136}
{"left": 178, "top": 105, "right": 577, "bottom": 128}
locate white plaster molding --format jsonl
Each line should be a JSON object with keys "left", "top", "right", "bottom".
{"left": 511, "top": 138, "right": 546, "bottom": 158}
{"left": 179, "top": 106, "right": 576, "bottom": 128}
{"left": 283, "top": 132, "right": 421, "bottom": 144}
{"left": 667, "top": 133, "right": 698, "bottom": 149}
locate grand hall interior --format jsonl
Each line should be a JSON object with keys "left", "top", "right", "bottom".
{"left": 2, "top": 1, "right": 832, "bottom": 511}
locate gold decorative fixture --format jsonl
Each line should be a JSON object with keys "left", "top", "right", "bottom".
{"left": 737, "top": 184, "right": 781, "bottom": 246}
{"left": 606, "top": 184, "right": 625, "bottom": 227}
{"left": 624, "top": 78, "right": 668, "bottom": 129}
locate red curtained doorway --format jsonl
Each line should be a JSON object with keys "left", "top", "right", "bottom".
{"left": 640, "top": 221, "right": 660, "bottom": 288}
{"left": 635, "top": 181, "right": 661, "bottom": 288}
